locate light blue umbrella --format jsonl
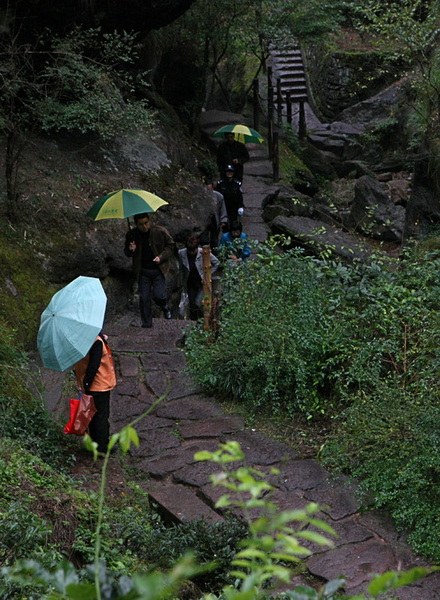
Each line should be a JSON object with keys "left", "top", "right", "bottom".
{"left": 37, "top": 276, "right": 107, "bottom": 372}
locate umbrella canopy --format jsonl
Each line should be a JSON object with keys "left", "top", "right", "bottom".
{"left": 87, "top": 189, "right": 168, "bottom": 221}
{"left": 37, "top": 276, "right": 107, "bottom": 372}
{"left": 213, "top": 124, "right": 264, "bottom": 144}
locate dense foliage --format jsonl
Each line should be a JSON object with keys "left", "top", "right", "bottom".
{"left": 185, "top": 244, "right": 326, "bottom": 416}
{"left": 185, "top": 239, "right": 440, "bottom": 560}
{"left": 0, "top": 27, "right": 156, "bottom": 220}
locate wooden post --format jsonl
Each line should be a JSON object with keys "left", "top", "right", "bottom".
{"left": 202, "top": 245, "right": 212, "bottom": 331}
{"left": 253, "top": 78, "right": 260, "bottom": 131}
{"left": 276, "top": 79, "right": 283, "bottom": 127}
{"left": 267, "top": 67, "right": 274, "bottom": 159}
{"left": 272, "top": 132, "right": 279, "bottom": 182}
{"left": 298, "top": 99, "right": 307, "bottom": 140}
{"left": 286, "top": 94, "right": 292, "bottom": 127}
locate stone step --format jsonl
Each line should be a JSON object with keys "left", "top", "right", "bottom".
{"left": 278, "top": 81, "right": 307, "bottom": 90}
{"left": 276, "top": 71, "right": 306, "bottom": 78}
{"left": 270, "top": 49, "right": 302, "bottom": 58}
{"left": 144, "top": 480, "right": 225, "bottom": 525}
{"left": 276, "top": 91, "right": 308, "bottom": 101}
{"left": 272, "top": 60, "right": 303, "bottom": 66}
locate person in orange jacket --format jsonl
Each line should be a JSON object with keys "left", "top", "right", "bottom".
{"left": 74, "top": 332, "right": 117, "bottom": 453}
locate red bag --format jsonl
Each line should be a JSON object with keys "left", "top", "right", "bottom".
{"left": 64, "top": 393, "right": 97, "bottom": 435}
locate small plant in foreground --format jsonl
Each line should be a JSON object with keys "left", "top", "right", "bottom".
{"left": 2, "top": 435, "right": 438, "bottom": 600}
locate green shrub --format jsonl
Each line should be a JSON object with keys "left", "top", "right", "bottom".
{"left": 139, "top": 517, "right": 248, "bottom": 592}
{"left": 185, "top": 245, "right": 327, "bottom": 417}
{"left": 321, "top": 385, "right": 440, "bottom": 561}
{"left": 320, "top": 249, "right": 440, "bottom": 401}
{"left": 319, "top": 248, "right": 440, "bottom": 560}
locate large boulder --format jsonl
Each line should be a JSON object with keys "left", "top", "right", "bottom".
{"left": 262, "top": 186, "right": 313, "bottom": 222}
{"left": 271, "top": 215, "right": 373, "bottom": 262}
{"left": 404, "top": 152, "right": 440, "bottom": 239}
{"left": 337, "top": 78, "right": 408, "bottom": 131}
{"left": 349, "top": 176, "right": 406, "bottom": 242}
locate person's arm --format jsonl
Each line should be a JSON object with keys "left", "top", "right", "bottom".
{"left": 124, "top": 230, "right": 136, "bottom": 257}
{"left": 154, "top": 228, "right": 175, "bottom": 263}
{"left": 219, "top": 196, "right": 228, "bottom": 225}
{"left": 210, "top": 252, "right": 220, "bottom": 274}
{"left": 240, "top": 234, "right": 251, "bottom": 259}
{"left": 83, "top": 339, "right": 103, "bottom": 392}
{"left": 237, "top": 186, "right": 244, "bottom": 208}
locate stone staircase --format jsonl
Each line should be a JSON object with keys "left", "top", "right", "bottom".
{"left": 270, "top": 42, "right": 308, "bottom": 106}
{"left": 267, "top": 40, "right": 321, "bottom": 132}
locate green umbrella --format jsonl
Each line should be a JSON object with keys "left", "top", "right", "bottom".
{"left": 37, "top": 276, "right": 107, "bottom": 372}
{"left": 213, "top": 124, "right": 264, "bottom": 144}
{"left": 87, "top": 188, "right": 168, "bottom": 221}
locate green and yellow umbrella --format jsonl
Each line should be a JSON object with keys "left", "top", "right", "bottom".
{"left": 213, "top": 124, "right": 264, "bottom": 144}
{"left": 87, "top": 189, "right": 168, "bottom": 221}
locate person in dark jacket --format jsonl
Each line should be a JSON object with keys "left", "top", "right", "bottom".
{"left": 216, "top": 132, "right": 249, "bottom": 181}
{"left": 124, "top": 213, "right": 175, "bottom": 328}
{"left": 215, "top": 165, "right": 244, "bottom": 227}
{"left": 205, "top": 179, "right": 228, "bottom": 249}
{"left": 74, "top": 333, "right": 117, "bottom": 453}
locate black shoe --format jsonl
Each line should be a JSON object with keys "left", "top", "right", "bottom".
{"left": 163, "top": 309, "right": 172, "bottom": 320}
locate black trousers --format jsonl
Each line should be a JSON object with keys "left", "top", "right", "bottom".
{"left": 187, "top": 278, "right": 203, "bottom": 321}
{"left": 89, "top": 390, "right": 110, "bottom": 453}
{"left": 138, "top": 268, "right": 168, "bottom": 327}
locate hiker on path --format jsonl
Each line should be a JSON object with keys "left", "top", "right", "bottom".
{"left": 205, "top": 179, "right": 228, "bottom": 249}
{"left": 124, "top": 213, "right": 174, "bottom": 328}
{"left": 178, "top": 235, "right": 219, "bottom": 321}
{"left": 74, "top": 333, "right": 117, "bottom": 454}
{"left": 219, "top": 220, "right": 251, "bottom": 264}
{"left": 215, "top": 165, "right": 244, "bottom": 228}
{"left": 216, "top": 132, "right": 249, "bottom": 182}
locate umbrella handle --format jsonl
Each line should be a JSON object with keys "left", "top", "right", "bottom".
{"left": 127, "top": 217, "right": 131, "bottom": 230}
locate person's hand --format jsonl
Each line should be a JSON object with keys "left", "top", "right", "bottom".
{"left": 153, "top": 256, "right": 161, "bottom": 263}
{"left": 232, "top": 158, "right": 239, "bottom": 164}
{"left": 238, "top": 207, "right": 244, "bottom": 216}
{"left": 129, "top": 241, "right": 136, "bottom": 252}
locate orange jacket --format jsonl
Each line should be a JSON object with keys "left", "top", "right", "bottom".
{"left": 75, "top": 336, "right": 117, "bottom": 392}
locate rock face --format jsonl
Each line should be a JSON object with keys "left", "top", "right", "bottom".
{"left": 350, "top": 176, "right": 406, "bottom": 242}
{"left": 4, "top": 127, "right": 217, "bottom": 320}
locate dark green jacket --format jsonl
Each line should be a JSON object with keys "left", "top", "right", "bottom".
{"left": 124, "top": 225, "right": 175, "bottom": 278}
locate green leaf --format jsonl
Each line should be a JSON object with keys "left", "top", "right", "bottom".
{"left": 65, "top": 582, "right": 97, "bottom": 600}
{"left": 118, "top": 426, "right": 139, "bottom": 453}
{"left": 368, "top": 567, "right": 436, "bottom": 594}
{"left": 321, "top": 577, "right": 346, "bottom": 595}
